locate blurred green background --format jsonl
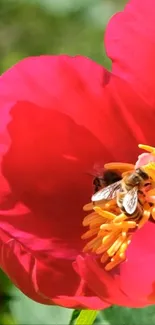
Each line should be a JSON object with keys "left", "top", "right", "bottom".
{"left": 0, "top": 0, "right": 123, "bottom": 73}
{"left": 1, "top": 0, "right": 155, "bottom": 324}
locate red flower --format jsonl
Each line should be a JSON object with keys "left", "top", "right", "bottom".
{"left": 0, "top": 0, "right": 155, "bottom": 309}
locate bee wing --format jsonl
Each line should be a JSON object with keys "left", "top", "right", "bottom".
{"left": 86, "top": 164, "right": 104, "bottom": 178}
{"left": 122, "top": 187, "right": 138, "bottom": 215}
{"left": 91, "top": 181, "right": 121, "bottom": 202}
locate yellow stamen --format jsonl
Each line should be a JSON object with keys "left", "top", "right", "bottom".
{"left": 83, "top": 237, "right": 102, "bottom": 252}
{"left": 104, "top": 162, "right": 135, "bottom": 171}
{"left": 82, "top": 143, "right": 155, "bottom": 271}
{"left": 102, "top": 231, "right": 120, "bottom": 245}
{"left": 138, "top": 144, "right": 155, "bottom": 154}
{"left": 119, "top": 238, "right": 131, "bottom": 255}
{"left": 97, "top": 229, "right": 109, "bottom": 239}
{"left": 96, "top": 231, "right": 122, "bottom": 255}
{"left": 96, "top": 242, "right": 112, "bottom": 254}
{"left": 105, "top": 237, "right": 131, "bottom": 271}
{"left": 151, "top": 207, "right": 155, "bottom": 220}
{"left": 100, "top": 220, "right": 136, "bottom": 231}
{"left": 105, "top": 254, "right": 125, "bottom": 271}
{"left": 138, "top": 209, "right": 150, "bottom": 228}
{"left": 83, "top": 203, "right": 94, "bottom": 211}
{"left": 104, "top": 199, "right": 117, "bottom": 209}
{"left": 113, "top": 213, "right": 127, "bottom": 223}
{"left": 107, "top": 233, "right": 127, "bottom": 257}
{"left": 122, "top": 221, "right": 137, "bottom": 229}
{"left": 93, "top": 207, "right": 116, "bottom": 220}
{"left": 91, "top": 239, "right": 103, "bottom": 252}
{"left": 82, "top": 212, "right": 99, "bottom": 226}
{"left": 100, "top": 223, "right": 121, "bottom": 230}
{"left": 81, "top": 227, "right": 100, "bottom": 239}
{"left": 90, "top": 219, "right": 107, "bottom": 229}
{"left": 100, "top": 252, "right": 109, "bottom": 263}
{"left": 93, "top": 200, "right": 117, "bottom": 211}
{"left": 122, "top": 171, "right": 132, "bottom": 178}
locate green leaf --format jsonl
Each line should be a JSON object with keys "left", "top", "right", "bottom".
{"left": 101, "top": 305, "right": 155, "bottom": 325}
{"left": 69, "top": 310, "right": 81, "bottom": 324}
{"left": 75, "top": 310, "right": 98, "bottom": 325}
{"left": 0, "top": 313, "right": 17, "bottom": 325}
{"left": 9, "top": 286, "right": 74, "bottom": 325}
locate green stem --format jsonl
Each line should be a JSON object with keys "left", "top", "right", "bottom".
{"left": 75, "top": 310, "right": 98, "bottom": 325}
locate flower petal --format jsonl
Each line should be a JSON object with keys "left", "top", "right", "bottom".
{"left": 120, "top": 222, "right": 155, "bottom": 305}
{"left": 52, "top": 295, "right": 110, "bottom": 310}
{"left": 105, "top": 0, "right": 155, "bottom": 107}
{"left": 1, "top": 55, "right": 154, "bottom": 161}
{"left": 2, "top": 100, "right": 108, "bottom": 255}
{"left": 0, "top": 56, "right": 113, "bottom": 307}
{"left": 75, "top": 255, "right": 139, "bottom": 307}
{"left": 0, "top": 56, "right": 150, "bottom": 260}
{"left": 0, "top": 217, "right": 105, "bottom": 308}
{"left": 75, "top": 253, "right": 155, "bottom": 307}
{"left": 0, "top": 55, "right": 155, "bottom": 307}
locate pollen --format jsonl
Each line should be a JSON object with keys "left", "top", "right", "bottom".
{"left": 82, "top": 144, "right": 155, "bottom": 271}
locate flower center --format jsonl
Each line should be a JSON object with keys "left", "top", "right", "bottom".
{"left": 82, "top": 152, "right": 155, "bottom": 271}
{"left": 82, "top": 201, "right": 151, "bottom": 271}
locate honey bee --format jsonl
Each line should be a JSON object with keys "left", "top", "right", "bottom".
{"left": 92, "top": 168, "right": 152, "bottom": 218}
{"left": 93, "top": 170, "right": 122, "bottom": 193}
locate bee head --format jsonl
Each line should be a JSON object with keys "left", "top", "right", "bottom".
{"left": 124, "top": 172, "right": 141, "bottom": 186}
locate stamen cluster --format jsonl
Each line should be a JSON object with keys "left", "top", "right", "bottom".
{"left": 82, "top": 144, "right": 155, "bottom": 270}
